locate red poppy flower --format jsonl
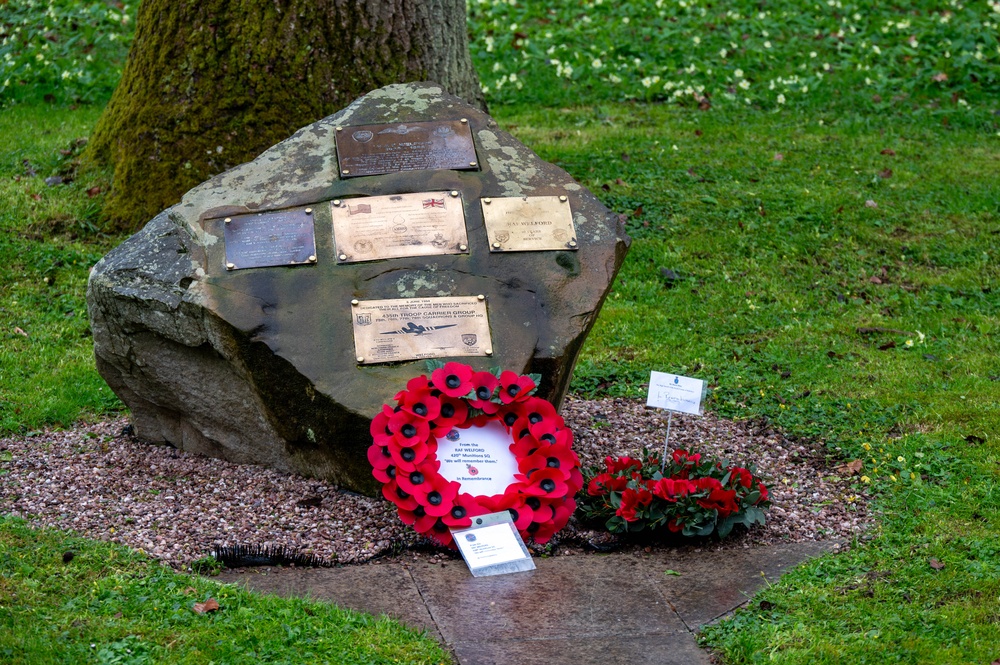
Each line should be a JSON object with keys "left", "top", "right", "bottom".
{"left": 517, "top": 467, "right": 569, "bottom": 497}
{"left": 418, "top": 474, "right": 461, "bottom": 517}
{"left": 498, "top": 370, "right": 536, "bottom": 404}
{"left": 396, "top": 461, "right": 440, "bottom": 500}
{"left": 382, "top": 479, "right": 418, "bottom": 511}
{"left": 694, "top": 477, "right": 739, "bottom": 516}
{"left": 756, "top": 482, "right": 769, "bottom": 504}
{"left": 398, "top": 503, "right": 438, "bottom": 533}
{"left": 605, "top": 455, "right": 643, "bottom": 474}
{"left": 388, "top": 433, "right": 435, "bottom": 473}
{"left": 467, "top": 371, "right": 500, "bottom": 413}
{"left": 672, "top": 449, "right": 702, "bottom": 466}
{"left": 388, "top": 410, "right": 431, "bottom": 446}
{"left": 430, "top": 395, "right": 468, "bottom": 437}
{"left": 728, "top": 467, "right": 754, "bottom": 489}
{"left": 586, "top": 472, "right": 627, "bottom": 496}
{"left": 518, "top": 439, "right": 578, "bottom": 480}
{"left": 399, "top": 389, "right": 441, "bottom": 421}
{"left": 530, "top": 499, "right": 574, "bottom": 544}
{"left": 441, "top": 493, "right": 485, "bottom": 528}
{"left": 617, "top": 487, "right": 653, "bottom": 522}
{"left": 430, "top": 362, "right": 475, "bottom": 398}
{"left": 651, "top": 477, "right": 696, "bottom": 502}
{"left": 369, "top": 405, "right": 395, "bottom": 446}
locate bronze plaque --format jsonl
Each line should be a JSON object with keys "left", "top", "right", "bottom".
{"left": 332, "top": 191, "right": 469, "bottom": 263}
{"left": 352, "top": 296, "right": 493, "bottom": 365}
{"left": 335, "top": 119, "right": 478, "bottom": 177}
{"left": 481, "top": 195, "right": 578, "bottom": 252}
{"left": 223, "top": 207, "right": 317, "bottom": 270}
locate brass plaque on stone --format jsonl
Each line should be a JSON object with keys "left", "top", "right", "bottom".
{"left": 335, "top": 119, "right": 478, "bottom": 177}
{"left": 352, "top": 296, "right": 493, "bottom": 365}
{"left": 332, "top": 191, "right": 469, "bottom": 263}
{"left": 223, "top": 207, "right": 318, "bottom": 270}
{"left": 481, "top": 195, "right": 578, "bottom": 252}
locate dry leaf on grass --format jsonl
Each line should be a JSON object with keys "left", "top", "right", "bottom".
{"left": 192, "top": 598, "right": 220, "bottom": 614}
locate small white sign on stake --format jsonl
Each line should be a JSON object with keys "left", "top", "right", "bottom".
{"left": 646, "top": 371, "right": 706, "bottom": 470}
{"left": 451, "top": 511, "right": 535, "bottom": 577}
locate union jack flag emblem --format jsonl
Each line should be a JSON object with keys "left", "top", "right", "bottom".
{"left": 422, "top": 198, "right": 445, "bottom": 209}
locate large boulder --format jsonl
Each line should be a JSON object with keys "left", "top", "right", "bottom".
{"left": 87, "top": 82, "right": 630, "bottom": 494}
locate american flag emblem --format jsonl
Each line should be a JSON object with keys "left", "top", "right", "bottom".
{"left": 422, "top": 198, "right": 445, "bottom": 209}
{"left": 348, "top": 204, "right": 372, "bottom": 215}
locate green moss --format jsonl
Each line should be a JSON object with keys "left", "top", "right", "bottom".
{"left": 84, "top": 0, "right": 466, "bottom": 231}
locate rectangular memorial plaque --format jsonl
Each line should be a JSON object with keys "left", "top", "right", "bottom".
{"left": 351, "top": 296, "right": 492, "bottom": 365}
{"left": 331, "top": 191, "right": 469, "bottom": 263}
{"left": 481, "top": 195, "right": 578, "bottom": 252}
{"left": 452, "top": 511, "right": 535, "bottom": 578}
{"left": 223, "top": 207, "right": 317, "bottom": 271}
{"left": 335, "top": 119, "right": 478, "bottom": 178}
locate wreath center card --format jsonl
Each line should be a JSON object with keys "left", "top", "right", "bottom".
{"left": 436, "top": 421, "right": 519, "bottom": 496}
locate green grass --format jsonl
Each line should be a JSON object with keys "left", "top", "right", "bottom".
{"left": 0, "top": 103, "right": 123, "bottom": 433}
{"left": 2, "top": 0, "right": 1000, "bottom": 663}
{"left": 0, "top": 516, "right": 449, "bottom": 664}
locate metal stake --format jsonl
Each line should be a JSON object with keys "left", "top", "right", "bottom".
{"left": 661, "top": 410, "right": 674, "bottom": 473}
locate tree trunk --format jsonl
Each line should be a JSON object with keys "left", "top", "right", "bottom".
{"left": 86, "top": 0, "right": 484, "bottom": 230}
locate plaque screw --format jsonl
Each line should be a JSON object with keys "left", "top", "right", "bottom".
{"left": 351, "top": 299, "right": 359, "bottom": 306}
{"left": 477, "top": 294, "right": 485, "bottom": 301}
{"left": 226, "top": 262, "right": 235, "bottom": 270}
{"left": 569, "top": 240, "right": 578, "bottom": 248}
{"left": 460, "top": 118, "right": 468, "bottom": 124}
{"left": 483, "top": 198, "right": 492, "bottom": 204}
{"left": 459, "top": 244, "right": 468, "bottom": 251}
{"left": 333, "top": 200, "right": 341, "bottom": 207}
{"left": 305, "top": 207, "right": 313, "bottom": 214}
{"left": 342, "top": 169, "right": 350, "bottom": 175}
{"left": 224, "top": 217, "right": 232, "bottom": 224}
{"left": 559, "top": 195, "right": 568, "bottom": 202}
{"left": 485, "top": 349, "right": 493, "bottom": 356}
{"left": 357, "top": 357, "right": 364, "bottom": 363}
{"left": 308, "top": 255, "right": 317, "bottom": 262}
{"left": 450, "top": 190, "right": 459, "bottom": 197}
{"left": 492, "top": 242, "right": 501, "bottom": 249}
{"left": 336, "top": 126, "right": 343, "bottom": 132}
{"left": 469, "top": 162, "right": 477, "bottom": 167}
{"left": 339, "top": 254, "right": 348, "bottom": 261}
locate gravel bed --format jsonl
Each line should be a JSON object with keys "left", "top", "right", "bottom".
{"left": 0, "top": 397, "right": 873, "bottom": 568}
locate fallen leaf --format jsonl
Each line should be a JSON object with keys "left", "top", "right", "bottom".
{"left": 878, "top": 169, "right": 893, "bottom": 179}
{"left": 931, "top": 72, "right": 948, "bottom": 82}
{"left": 86, "top": 186, "right": 102, "bottom": 197}
{"left": 633, "top": 205, "right": 644, "bottom": 218}
{"left": 878, "top": 341, "right": 896, "bottom": 351}
{"left": 615, "top": 178, "right": 626, "bottom": 186}
{"left": 773, "top": 152, "right": 784, "bottom": 161}
{"left": 865, "top": 200, "right": 878, "bottom": 208}
{"left": 663, "top": 569, "right": 682, "bottom": 576}
{"left": 14, "top": 327, "right": 28, "bottom": 337}
{"left": 869, "top": 276, "right": 883, "bottom": 284}
{"left": 880, "top": 148, "right": 896, "bottom": 156}
{"left": 694, "top": 129, "right": 703, "bottom": 137}
{"left": 928, "top": 558, "right": 945, "bottom": 571}
{"left": 835, "top": 460, "right": 864, "bottom": 475}
{"left": 698, "top": 99, "right": 712, "bottom": 111}
{"left": 192, "top": 598, "right": 220, "bottom": 614}
{"left": 183, "top": 586, "right": 198, "bottom": 595}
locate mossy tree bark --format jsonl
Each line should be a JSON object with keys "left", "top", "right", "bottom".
{"left": 86, "top": 0, "right": 484, "bottom": 230}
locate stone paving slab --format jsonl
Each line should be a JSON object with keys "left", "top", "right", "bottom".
{"left": 218, "top": 540, "right": 836, "bottom": 665}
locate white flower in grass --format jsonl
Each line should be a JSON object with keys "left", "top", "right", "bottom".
{"left": 609, "top": 74, "right": 622, "bottom": 84}
{"left": 777, "top": 93, "right": 786, "bottom": 104}
{"left": 592, "top": 58, "right": 603, "bottom": 69}
{"left": 738, "top": 79, "right": 751, "bottom": 90}
{"left": 764, "top": 41, "right": 772, "bottom": 48}
{"left": 720, "top": 48, "right": 728, "bottom": 58}
{"left": 693, "top": 36, "right": 701, "bottom": 45}
{"left": 734, "top": 68, "right": 744, "bottom": 78}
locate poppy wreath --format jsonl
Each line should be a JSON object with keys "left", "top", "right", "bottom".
{"left": 367, "top": 360, "right": 583, "bottom": 548}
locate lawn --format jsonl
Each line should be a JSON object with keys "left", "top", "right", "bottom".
{"left": 2, "top": 0, "right": 1000, "bottom": 663}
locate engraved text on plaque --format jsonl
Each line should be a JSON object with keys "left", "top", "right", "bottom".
{"left": 223, "top": 207, "right": 318, "bottom": 270}
{"left": 481, "top": 195, "right": 578, "bottom": 252}
{"left": 352, "top": 296, "right": 492, "bottom": 364}
{"left": 332, "top": 191, "right": 469, "bottom": 263}
{"left": 335, "top": 120, "right": 478, "bottom": 177}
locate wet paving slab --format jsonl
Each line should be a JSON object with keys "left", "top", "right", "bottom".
{"left": 218, "top": 540, "right": 836, "bottom": 665}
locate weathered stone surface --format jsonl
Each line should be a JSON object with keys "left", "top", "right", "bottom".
{"left": 88, "top": 82, "right": 630, "bottom": 494}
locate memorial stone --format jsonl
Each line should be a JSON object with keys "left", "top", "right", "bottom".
{"left": 87, "top": 82, "right": 630, "bottom": 494}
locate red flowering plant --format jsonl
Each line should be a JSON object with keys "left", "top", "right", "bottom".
{"left": 577, "top": 448, "right": 770, "bottom": 539}
{"left": 368, "top": 361, "right": 583, "bottom": 548}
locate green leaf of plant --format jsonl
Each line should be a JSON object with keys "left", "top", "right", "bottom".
{"left": 663, "top": 569, "right": 682, "bottom": 577}
{"left": 424, "top": 359, "right": 446, "bottom": 373}
{"left": 489, "top": 366, "right": 503, "bottom": 379}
